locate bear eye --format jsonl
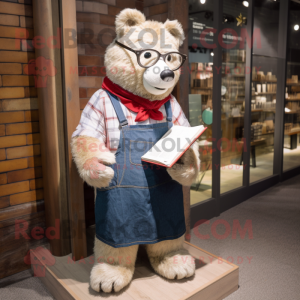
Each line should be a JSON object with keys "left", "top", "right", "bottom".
{"left": 43, "top": 67, "right": 47, "bottom": 71}
{"left": 35, "top": 67, "right": 38, "bottom": 70}
{"left": 167, "top": 55, "right": 172, "bottom": 62}
{"left": 144, "top": 52, "right": 151, "bottom": 59}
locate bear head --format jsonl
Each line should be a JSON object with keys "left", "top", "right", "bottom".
{"left": 104, "top": 9, "right": 185, "bottom": 101}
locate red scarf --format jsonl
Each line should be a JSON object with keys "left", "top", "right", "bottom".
{"left": 102, "top": 77, "right": 171, "bottom": 122}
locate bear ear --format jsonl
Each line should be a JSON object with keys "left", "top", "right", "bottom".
{"left": 116, "top": 9, "right": 146, "bottom": 37}
{"left": 164, "top": 19, "right": 185, "bottom": 46}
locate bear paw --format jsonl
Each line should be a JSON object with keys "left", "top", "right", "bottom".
{"left": 90, "top": 263, "right": 134, "bottom": 293}
{"left": 150, "top": 253, "right": 195, "bottom": 280}
{"left": 71, "top": 135, "right": 116, "bottom": 188}
{"left": 167, "top": 142, "right": 200, "bottom": 186}
{"left": 81, "top": 159, "right": 115, "bottom": 189}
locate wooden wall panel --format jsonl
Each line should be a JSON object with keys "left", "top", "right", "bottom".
{"left": 31, "top": 0, "right": 71, "bottom": 257}
{"left": 0, "top": 200, "right": 44, "bottom": 224}
{"left": 0, "top": 200, "right": 47, "bottom": 279}
{"left": 0, "top": 238, "right": 47, "bottom": 279}
{"left": 0, "top": 209, "right": 47, "bottom": 278}
{"left": 0, "top": 208, "right": 44, "bottom": 229}
{"left": 60, "top": 0, "right": 87, "bottom": 261}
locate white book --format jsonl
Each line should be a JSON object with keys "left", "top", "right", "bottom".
{"left": 141, "top": 125, "right": 207, "bottom": 168}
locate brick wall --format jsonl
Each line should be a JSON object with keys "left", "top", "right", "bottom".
{"left": 76, "top": 0, "right": 144, "bottom": 114}
{"left": 144, "top": 0, "right": 168, "bottom": 22}
{"left": 0, "top": 0, "right": 46, "bottom": 279}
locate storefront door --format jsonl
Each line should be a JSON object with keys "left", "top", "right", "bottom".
{"left": 187, "top": 0, "right": 298, "bottom": 226}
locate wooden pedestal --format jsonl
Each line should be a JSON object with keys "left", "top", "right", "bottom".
{"left": 30, "top": 242, "right": 239, "bottom": 300}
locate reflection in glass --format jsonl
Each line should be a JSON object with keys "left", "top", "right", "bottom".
{"left": 250, "top": 56, "right": 277, "bottom": 183}
{"left": 283, "top": 1, "right": 300, "bottom": 171}
{"left": 249, "top": 0, "right": 280, "bottom": 183}
{"left": 220, "top": 0, "right": 248, "bottom": 194}
{"left": 188, "top": 0, "right": 214, "bottom": 204}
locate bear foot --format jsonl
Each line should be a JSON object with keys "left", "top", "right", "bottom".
{"left": 149, "top": 252, "right": 195, "bottom": 280}
{"left": 90, "top": 263, "right": 134, "bottom": 293}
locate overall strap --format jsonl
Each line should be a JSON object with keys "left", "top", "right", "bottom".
{"left": 104, "top": 90, "right": 128, "bottom": 127}
{"left": 164, "top": 100, "right": 172, "bottom": 122}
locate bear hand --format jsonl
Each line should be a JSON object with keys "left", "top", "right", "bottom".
{"left": 71, "top": 136, "right": 116, "bottom": 188}
{"left": 167, "top": 142, "right": 200, "bottom": 186}
{"left": 82, "top": 157, "right": 115, "bottom": 188}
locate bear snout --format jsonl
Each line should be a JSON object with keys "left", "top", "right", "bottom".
{"left": 160, "top": 69, "right": 175, "bottom": 82}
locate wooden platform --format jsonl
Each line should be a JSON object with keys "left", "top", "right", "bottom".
{"left": 30, "top": 242, "right": 239, "bottom": 300}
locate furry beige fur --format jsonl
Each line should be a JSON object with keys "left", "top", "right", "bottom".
{"left": 167, "top": 142, "right": 200, "bottom": 186}
{"left": 91, "top": 235, "right": 194, "bottom": 293}
{"left": 146, "top": 235, "right": 195, "bottom": 280}
{"left": 164, "top": 20, "right": 185, "bottom": 46}
{"left": 91, "top": 238, "right": 138, "bottom": 293}
{"left": 115, "top": 8, "right": 146, "bottom": 36}
{"left": 71, "top": 136, "right": 116, "bottom": 188}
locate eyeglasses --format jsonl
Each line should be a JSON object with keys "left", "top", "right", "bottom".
{"left": 115, "top": 40, "right": 187, "bottom": 71}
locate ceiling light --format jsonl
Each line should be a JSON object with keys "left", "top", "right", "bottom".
{"left": 200, "top": 0, "right": 206, "bottom": 4}
{"left": 243, "top": 1, "right": 249, "bottom": 7}
{"left": 294, "top": 24, "right": 299, "bottom": 31}
{"left": 211, "top": 52, "right": 214, "bottom": 56}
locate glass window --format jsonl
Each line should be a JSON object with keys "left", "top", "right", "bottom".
{"left": 220, "top": 0, "right": 248, "bottom": 194}
{"left": 252, "top": 0, "right": 280, "bottom": 58}
{"left": 283, "top": 1, "right": 300, "bottom": 171}
{"left": 188, "top": 0, "right": 215, "bottom": 204}
{"left": 249, "top": 0, "right": 280, "bottom": 183}
{"left": 250, "top": 55, "right": 278, "bottom": 182}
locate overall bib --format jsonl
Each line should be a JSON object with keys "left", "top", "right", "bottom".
{"left": 95, "top": 90, "right": 186, "bottom": 248}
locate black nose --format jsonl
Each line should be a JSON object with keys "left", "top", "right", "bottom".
{"left": 160, "top": 69, "right": 175, "bottom": 82}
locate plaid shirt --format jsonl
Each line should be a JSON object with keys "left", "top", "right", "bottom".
{"left": 72, "top": 89, "right": 190, "bottom": 153}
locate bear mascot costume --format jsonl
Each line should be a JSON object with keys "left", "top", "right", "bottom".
{"left": 71, "top": 8, "right": 200, "bottom": 293}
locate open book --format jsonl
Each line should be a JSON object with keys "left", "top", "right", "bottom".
{"left": 141, "top": 125, "right": 207, "bottom": 168}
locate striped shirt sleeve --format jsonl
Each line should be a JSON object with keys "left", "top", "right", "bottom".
{"left": 72, "top": 91, "right": 106, "bottom": 144}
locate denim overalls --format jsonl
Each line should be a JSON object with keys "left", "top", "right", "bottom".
{"left": 95, "top": 90, "right": 186, "bottom": 248}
